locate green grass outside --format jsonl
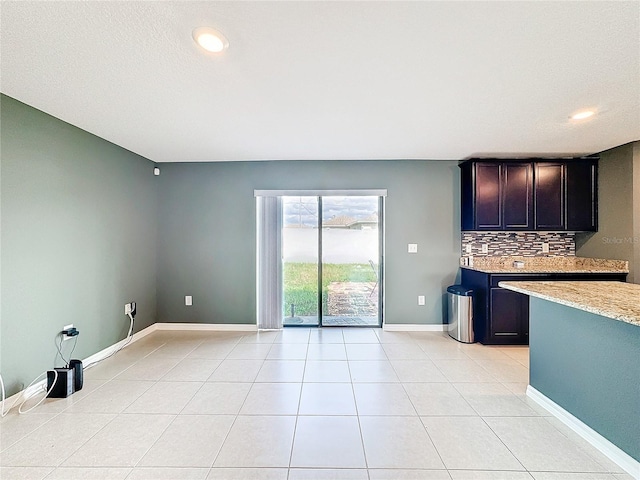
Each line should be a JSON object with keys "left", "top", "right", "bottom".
{"left": 283, "top": 262, "right": 377, "bottom": 316}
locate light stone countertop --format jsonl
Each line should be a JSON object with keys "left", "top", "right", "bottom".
{"left": 498, "top": 281, "right": 640, "bottom": 326}
{"left": 461, "top": 256, "right": 628, "bottom": 274}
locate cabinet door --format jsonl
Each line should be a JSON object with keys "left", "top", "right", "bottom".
{"left": 535, "top": 163, "right": 565, "bottom": 230}
{"left": 460, "top": 162, "right": 475, "bottom": 231}
{"left": 503, "top": 162, "right": 533, "bottom": 229}
{"left": 475, "top": 163, "right": 502, "bottom": 229}
{"left": 566, "top": 160, "right": 597, "bottom": 231}
{"left": 490, "top": 287, "right": 527, "bottom": 343}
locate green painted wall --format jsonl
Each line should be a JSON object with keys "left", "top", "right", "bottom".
{"left": 157, "top": 161, "right": 461, "bottom": 325}
{"left": 0, "top": 95, "right": 461, "bottom": 396}
{"left": 1, "top": 95, "right": 158, "bottom": 396}
{"left": 576, "top": 141, "right": 640, "bottom": 282}
{"left": 529, "top": 297, "right": 640, "bottom": 462}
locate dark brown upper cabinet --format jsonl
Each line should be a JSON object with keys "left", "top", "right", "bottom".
{"left": 565, "top": 159, "right": 598, "bottom": 231}
{"left": 474, "top": 163, "right": 503, "bottom": 229}
{"left": 461, "top": 158, "right": 597, "bottom": 232}
{"left": 534, "top": 162, "right": 565, "bottom": 230}
{"left": 503, "top": 162, "right": 534, "bottom": 229}
{"left": 461, "top": 161, "right": 533, "bottom": 231}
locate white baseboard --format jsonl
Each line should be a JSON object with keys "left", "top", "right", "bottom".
{"left": 84, "top": 323, "right": 257, "bottom": 365}
{"left": 1, "top": 377, "right": 49, "bottom": 414}
{"left": 527, "top": 385, "right": 640, "bottom": 479}
{"left": 1, "top": 322, "right": 259, "bottom": 414}
{"left": 1, "top": 324, "right": 157, "bottom": 413}
{"left": 383, "top": 323, "right": 445, "bottom": 332}
{"left": 82, "top": 323, "right": 158, "bottom": 368}
{"left": 155, "top": 322, "right": 258, "bottom": 332}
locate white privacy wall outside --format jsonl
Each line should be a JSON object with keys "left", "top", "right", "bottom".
{"left": 283, "top": 229, "right": 378, "bottom": 263}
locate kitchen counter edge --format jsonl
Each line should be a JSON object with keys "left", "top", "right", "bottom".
{"left": 498, "top": 281, "right": 640, "bottom": 326}
{"left": 462, "top": 266, "right": 629, "bottom": 274}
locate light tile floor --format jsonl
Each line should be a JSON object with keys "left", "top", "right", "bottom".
{"left": 0, "top": 329, "right": 633, "bottom": 480}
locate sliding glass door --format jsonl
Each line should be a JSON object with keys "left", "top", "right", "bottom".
{"left": 321, "top": 196, "right": 380, "bottom": 326}
{"left": 282, "top": 195, "right": 382, "bottom": 327}
{"left": 282, "top": 197, "right": 320, "bottom": 326}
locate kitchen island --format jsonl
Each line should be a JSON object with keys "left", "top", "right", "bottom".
{"left": 460, "top": 257, "right": 628, "bottom": 344}
{"left": 499, "top": 280, "right": 639, "bottom": 477}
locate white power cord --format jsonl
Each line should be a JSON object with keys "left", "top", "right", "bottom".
{"left": 1, "top": 372, "right": 26, "bottom": 417}
{"left": 84, "top": 312, "right": 135, "bottom": 370}
{"left": 1, "top": 370, "right": 59, "bottom": 416}
{"left": 2, "top": 311, "right": 135, "bottom": 415}
{"left": 18, "top": 370, "right": 58, "bottom": 414}
{"left": 1, "top": 373, "right": 6, "bottom": 416}
{"left": 120, "top": 312, "right": 135, "bottom": 351}
{"left": 0, "top": 373, "right": 19, "bottom": 417}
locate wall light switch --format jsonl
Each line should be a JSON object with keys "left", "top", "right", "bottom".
{"left": 185, "top": 295, "right": 193, "bottom": 306}
{"left": 408, "top": 243, "right": 418, "bottom": 253}
{"left": 481, "top": 244, "right": 488, "bottom": 254}
{"left": 542, "top": 242, "right": 549, "bottom": 253}
{"left": 418, "top": 295, "right": 426, "bottom": 306}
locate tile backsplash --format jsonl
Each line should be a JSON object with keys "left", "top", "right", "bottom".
{"left": 461, "top": 232, "right": 575, "bottom": 257}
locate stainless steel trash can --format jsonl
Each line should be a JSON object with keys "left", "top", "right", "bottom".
{"left": 446, "top": 285, "right": 474, "bottom": 343}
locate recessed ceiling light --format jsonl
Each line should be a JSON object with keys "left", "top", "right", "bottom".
{"left": 570, "top": 110, "right": 596, "bottom": 121}
{"left": 193, "top": 27, "right": 229, "bottom": 53}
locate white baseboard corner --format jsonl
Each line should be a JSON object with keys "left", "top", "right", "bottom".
{"left": 81, "top": 323, "right": 158, "bottom": 368}
{"left": 1, "top": 322, "right": 258, "bottom": 413}
{"left": 83, "top": 322, "right": 256, "bottom": 365}
{"left": 383, "top": 323, "right": 445, "bottom": 332}
{"left": 84, "top": 322, "right": 257, "bottom": 365}
{"left": 1, "top": 324, "right": 158, "bottom": 412}
{"left": 526, "top": 385, "right": 640, "bottom": 479}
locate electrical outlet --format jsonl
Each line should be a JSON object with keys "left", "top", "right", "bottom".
{"left": 542, "top": 242, "right": 550, "bottom": 253}
{"left": 185, "top": 295, "right": 193, "bottom": 306}
{"left": 124, "top": 301, "right": 137, "bottom": 317}
{"left": 481, "top": 244, "right": 488, "bottom": 254}
{"left": 408, "top": 243, "right": 418, "bottom": 253}
{"left": 62, "top": 324, "right": 74, "bottom": 341}
{"left": 418, "top": 295, "right": 425, "bottom": 306}
{"left": 465, "top": 244, "right": 472, "bottom": 254}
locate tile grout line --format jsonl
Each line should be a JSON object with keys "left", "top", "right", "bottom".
{"left": 388, "top": 350, "right": 450, "bottom": 473}
{"left": 100, "top": 336, "right": 205, "bottom": 470}
{"left": 345, "top": 340, "right": 371, "bottom": 478}
{"left": 1, "top": 341, "right": 172, "bottom": 470}
{"left": 130, "top": 413, "right": 179, "bottom": 470}
{"left": 8, "top": 329, "right": 631, "bottom": 478}
{"left": 285, "top": 337, "right": 310, "bottom": 479}
{"left": 538, "top": 414, "right": 630, "bottom": 474}
{"left": 186, "top": 330, "right": 258, "bottom": 473}
{"left": 479, "top": 414, "right": 535, "bottom": 475}
{"left": 172, "top": 333, "right": 238, "bottom": 471}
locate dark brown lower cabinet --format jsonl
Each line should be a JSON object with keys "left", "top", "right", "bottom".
{"left": 490, "top": 287, "right": 529, "bottom": 343}
{"left": 460, "top": 269, "right": 627, "bottom": 345}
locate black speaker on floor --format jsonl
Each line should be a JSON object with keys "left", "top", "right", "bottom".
{"left": 46, "top": 368, "right": 74, "bottom": 398}
{"left": 69, "top": 359, "right": 83, "bottom": 391}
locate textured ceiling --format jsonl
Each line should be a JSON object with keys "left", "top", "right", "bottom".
{"left": 1, "top": 1, "right": 639, "bottom": 162}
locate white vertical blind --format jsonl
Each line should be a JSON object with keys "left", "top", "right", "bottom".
{"left": 256, "top": 196, "right": 283, "bottom": 329}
